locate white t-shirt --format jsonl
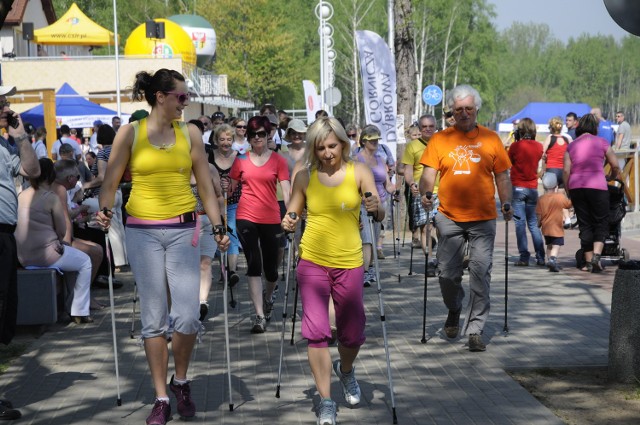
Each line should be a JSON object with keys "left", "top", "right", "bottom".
{"left": 32, "top": 139, "right": 48, "bottom": 159}
{"left": 617, "top": 121, "right": 632, "bottom": 150}
{"left": 203, "top": 129, "right": 212, "bottom": 146}
{"left": 89, "top": 132, "right": 100, "bottom": 153}
{"left": 232, "top": 140, "right": 250, "bottom": 155}
{"left": 52, "top": 136, "right": 82, "bottom": 158}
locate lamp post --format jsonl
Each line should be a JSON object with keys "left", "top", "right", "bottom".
{"left": 315, "top": 1, "right": 334, "bottom": 114}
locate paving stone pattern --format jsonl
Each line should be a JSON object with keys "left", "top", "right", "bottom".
{"left": 1, "top": 222, "right": 638, "bottom": 424}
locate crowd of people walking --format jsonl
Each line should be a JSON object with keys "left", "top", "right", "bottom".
{"left": 1, "top": 68, "right": 633, "bottom": 425}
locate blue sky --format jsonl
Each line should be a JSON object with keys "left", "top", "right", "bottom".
{"left": 489, "top": 0, "right": 630, "bottom": 42}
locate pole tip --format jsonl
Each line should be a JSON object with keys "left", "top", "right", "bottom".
{"left": 117, "top": 398, "right": 122, "bottom": 406}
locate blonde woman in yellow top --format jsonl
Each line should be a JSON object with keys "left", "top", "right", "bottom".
{"left": 97, "top": 69, "right": 229, "bottom": 425}
{"left": 282, "top": 117, "right": 383, "bottom": 425}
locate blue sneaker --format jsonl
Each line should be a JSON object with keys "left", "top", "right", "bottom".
{"left": 333, "top": 359, "right": 361, "bottom": 406}
{"left": 316, "top": 399, "right": 337, "bottom": 425}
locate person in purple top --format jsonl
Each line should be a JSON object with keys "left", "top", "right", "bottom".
{"left": 353, "top": 124, "right": 395, "bottom": 285}
{"left": 563, "top": 114, "right": 621, "bottom": 273}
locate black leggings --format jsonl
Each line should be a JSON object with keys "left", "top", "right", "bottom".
{"left": 236, "top": 220, "right": 283, "bottom": 282}
{"left": 569, "top": 188, "right": 609, "bottom": 252}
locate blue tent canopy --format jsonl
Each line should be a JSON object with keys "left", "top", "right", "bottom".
{"left": 497, "top": 102, "right": 592, "bottom": 132}
{"left": 21, "top": 83, "right": 123, "bottom": 129}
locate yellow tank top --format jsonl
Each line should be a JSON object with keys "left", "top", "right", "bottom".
{"left": 126, "top": 118, "right": 196, "bottom": 219}
{"left": 300, "top": 162, "right": 363, "bottom": 268}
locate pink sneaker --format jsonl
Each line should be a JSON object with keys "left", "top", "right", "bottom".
{"left": 169, "top": 375, "right": 196, "bottom": 418}
{"left": 146, "top": 399, "right": 171, "bottom": 425}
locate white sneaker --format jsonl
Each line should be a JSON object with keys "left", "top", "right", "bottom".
{"left": 333, "top": 359, "right": 361, "bottom": 406}
{"left": 316, "top": 399, "right": 337, "bottom": 425}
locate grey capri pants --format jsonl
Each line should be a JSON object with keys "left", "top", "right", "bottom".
{"left": 126, "top": 223, "right": 201, "bottom": 339}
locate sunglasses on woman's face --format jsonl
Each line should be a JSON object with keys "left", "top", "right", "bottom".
{"left": 236, "top": 125, "right": 247, "bottom": 129}
{"left": 165, "top": 91, "right": 191, "bottom": 104}
{"left": 248, "top": 130, "right": 268, "bottom": 139}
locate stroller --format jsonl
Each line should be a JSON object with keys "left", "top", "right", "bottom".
{"left": 575, "top": 180, "right": 630, "bottom": 268}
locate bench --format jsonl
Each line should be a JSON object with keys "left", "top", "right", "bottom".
{"left": 16, "top": 268, "right": 63, "bottom": 325}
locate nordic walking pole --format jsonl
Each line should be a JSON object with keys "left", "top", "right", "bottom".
{"left": 220, "top": 248, "right": 234, "bottom": 411}
{"left": 401, "top": 182, "right": 409, "bottom": 248}
{"left": 222, "top": 192, "right": 237, "bottom": 309}
{"left": 219, "top": 195, "right": 235, "bottom": 411}
{"left": 102, "top": 215, "right": 122, "bottom": 406}
{"left": 129, "top": 282, "right": 137, "bottom": 339}
{"left": 503, "top": 203, "right": 514, "bottom": 335}
{"left": 391, "top": 193, "right": 397, "bottom": 260}
{"left": 395, "top": 190, "right": 402, "bottom": 283}
{"left": 408, "top": 191, "right": 417, "bottom": 276}
{"left": 395, "top": 177, "right": 404, "bottom": 257}
{"left": 289, "top": 272, "right": 299, "bottom": 345}
{"left": 421, "top": 192, "right": 433, "bottom": 344}
{"left": 365, "top": 193, "right": 398, "bottom": 424}
{"left": 276, "top": 212, "right": 297, "bottom": 398}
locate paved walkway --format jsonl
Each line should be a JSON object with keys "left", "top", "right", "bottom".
{"left": 2, "top": 220, "right": 639, "bottom": 424}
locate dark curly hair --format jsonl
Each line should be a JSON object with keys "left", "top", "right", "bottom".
{"left": 132, "top": 68, "right": 185, "bottom": 107}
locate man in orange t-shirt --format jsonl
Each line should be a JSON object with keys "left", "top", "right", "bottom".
{"left": 419, "top": 84, "right": 513, "bottom": 352}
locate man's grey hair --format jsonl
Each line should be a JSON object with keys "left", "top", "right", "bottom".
{"left": 446, "top": 84, "right": 482, "bottom": 111}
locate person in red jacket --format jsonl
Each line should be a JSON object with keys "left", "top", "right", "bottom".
{"left": 509, "top": 118, "right": 545, "bottom": 266}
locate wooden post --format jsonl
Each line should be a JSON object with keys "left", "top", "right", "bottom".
{"left": 42, "top": 89, "right": 56, "bottom": 159}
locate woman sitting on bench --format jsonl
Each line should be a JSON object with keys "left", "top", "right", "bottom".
{"left": 15, "top": 158, "right": 93, "bottom": 324}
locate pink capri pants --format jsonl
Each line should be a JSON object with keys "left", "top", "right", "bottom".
{"left": 297, "top": 259, "right": 366, "bottom": 348}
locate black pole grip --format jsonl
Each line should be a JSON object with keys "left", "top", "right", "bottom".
{"left": 364, "top": 192, "right": 374, "bottom": 217}
{"left": 425, "top": 191, "right": 433, "bottom": 200}
{"left": 503, "top": 202, "right": 520, "bottom": 220}
{"left": 284, "top": 212, "right": 297, "bottom": 234}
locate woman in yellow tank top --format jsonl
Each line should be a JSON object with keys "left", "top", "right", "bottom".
{"left": 96, "top": 69, "right": 229, "bottom": 425}
{"left": 282, "top": 117, "right": 384, "bottom": 425}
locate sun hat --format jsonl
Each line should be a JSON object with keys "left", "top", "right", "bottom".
{"left": 286, "top": 119, "right": 307, "bottom": 134}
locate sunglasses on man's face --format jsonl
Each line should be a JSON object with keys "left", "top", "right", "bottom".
{"left": 347, "top": 133, "right": 357, "bottom": 138}
{"left": 165, "top": 91, "right": 191, "bottom": 104}
{"left": 248, "top": 130, "right": 268, "bottom": 139}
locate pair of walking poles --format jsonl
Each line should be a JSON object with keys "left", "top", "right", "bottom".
{"left": 105, "top": 194, "right": 239, "bottom": 411}
{"left": 274, "top": 198, "right": 398, "bottom": 424}
{"left": 419, "top": 198, "right": 513, "bottom": 343}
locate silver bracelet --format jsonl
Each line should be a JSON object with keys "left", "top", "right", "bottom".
{"left": 13, "top": 134, "right": 28, "bottom": 142}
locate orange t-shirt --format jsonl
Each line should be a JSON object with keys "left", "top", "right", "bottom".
{"left": 419, "top": 125, "right": 511, "bottom": 222}
{"left": 535, "top": 192, "right": 572, "bottom": 237}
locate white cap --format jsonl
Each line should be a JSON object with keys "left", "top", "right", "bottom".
{"left": 0, "top": 86, "right": 17, "bottom": 96}
{"left": 542, "top": 172, "right": 558, "bottom": 190}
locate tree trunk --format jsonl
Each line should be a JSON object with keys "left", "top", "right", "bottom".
{"left": 394, "top": 0, "right": 416, "bottom": 130}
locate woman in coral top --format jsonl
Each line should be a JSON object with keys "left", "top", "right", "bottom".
{"left": 229, "top": 115, "right": 290, "bottom": 334}
{"left": 282, "top": 117, "right": 383, "bottom": 425}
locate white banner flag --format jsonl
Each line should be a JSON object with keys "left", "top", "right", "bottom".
{"left": 355, "top": 30, "right": 398, "bottom": 156}
{"left": 303, "top": 80, "right": 322, "bottom": 125}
